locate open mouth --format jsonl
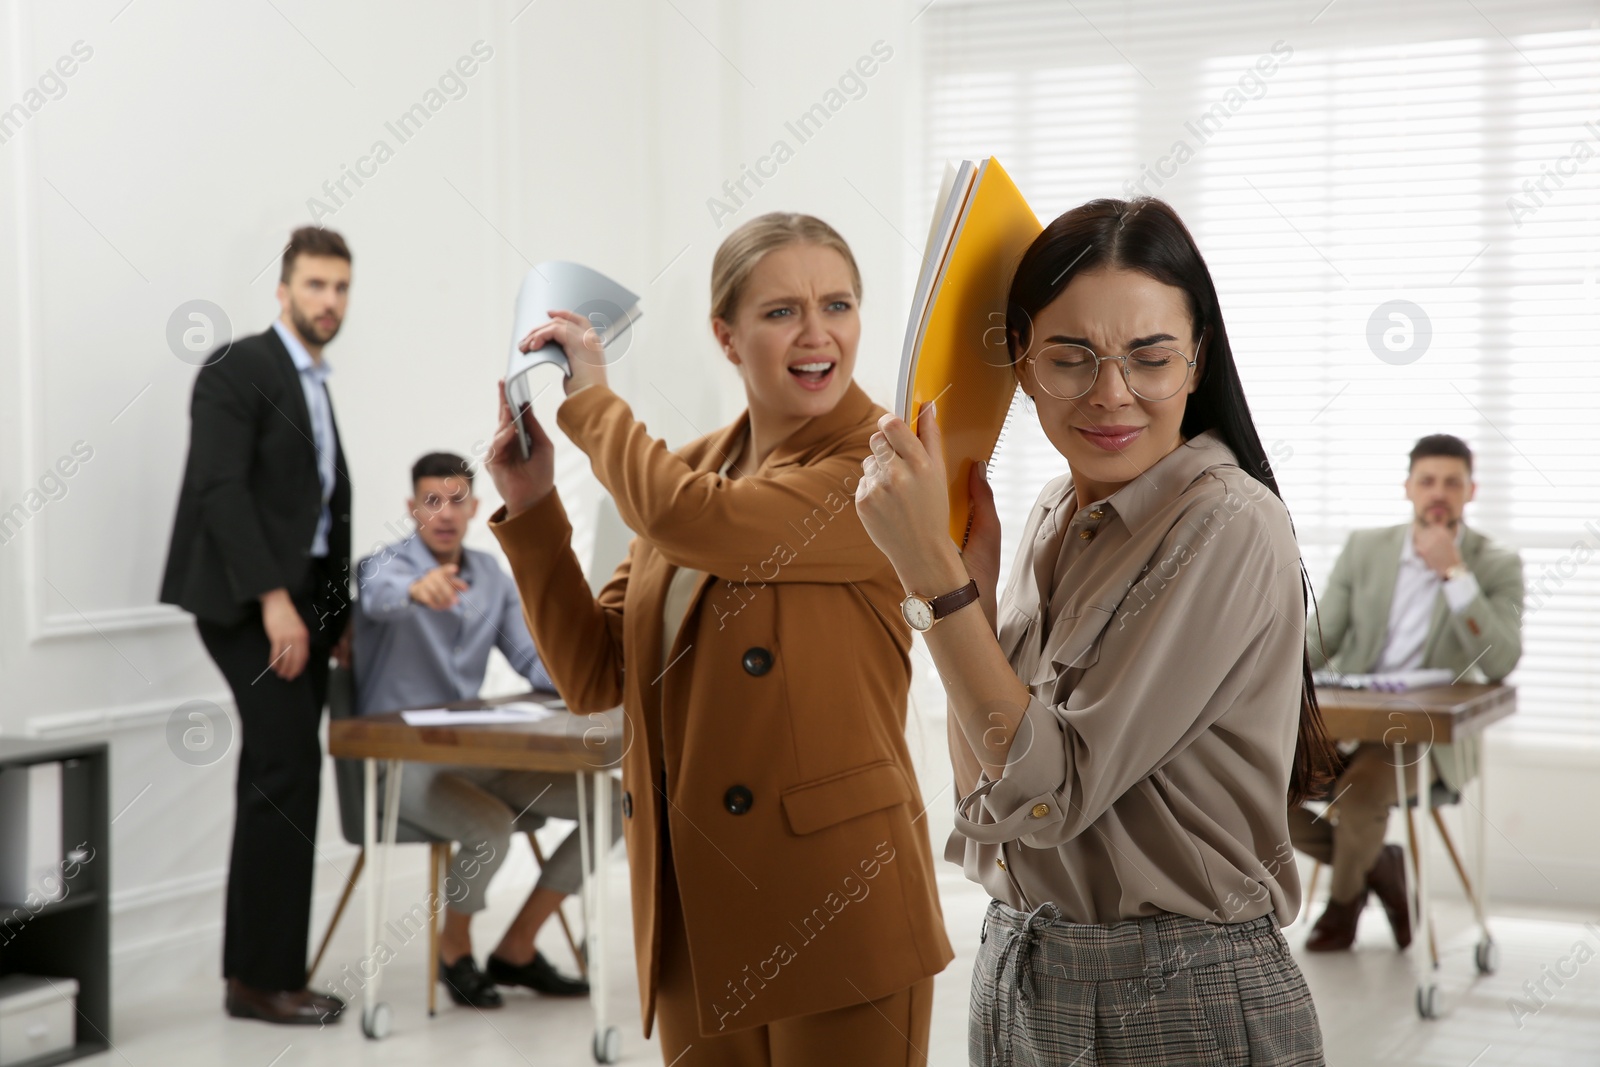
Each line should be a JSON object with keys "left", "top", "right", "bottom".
{"left": 788, "top": 360, "right": 836, "bottom": 391}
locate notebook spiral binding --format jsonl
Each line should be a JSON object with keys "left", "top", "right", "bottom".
{"left": 959, "top": 385, "right": 1020, "bottom": 550}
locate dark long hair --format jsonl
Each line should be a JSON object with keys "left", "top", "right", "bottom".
{"left": 1005, "top": 197, "right": 1336, "bottom": 805}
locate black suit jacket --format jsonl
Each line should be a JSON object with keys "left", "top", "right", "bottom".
{"left": 160, "top": 325, "right": 352, "bottom": 628}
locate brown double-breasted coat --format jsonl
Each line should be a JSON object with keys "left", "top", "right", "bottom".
{"left": 489, "top": 381, "right": 953, "bottom": 1037}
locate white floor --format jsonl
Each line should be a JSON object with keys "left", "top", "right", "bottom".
{"left": 80, "top": 846, "right": 1600, "bottom": 1067}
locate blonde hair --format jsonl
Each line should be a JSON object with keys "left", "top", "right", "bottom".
{"left": 709, "top": 212, "right": 862, "bottom": 324}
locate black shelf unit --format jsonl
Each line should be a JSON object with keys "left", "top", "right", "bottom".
{"left": 0, "top": 738, "right": 110, "bottom": 1066}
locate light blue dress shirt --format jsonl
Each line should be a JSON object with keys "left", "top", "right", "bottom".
{"left": 272, "top": 319, "right": 337, "bottom": 558}
{"left": 352, "top": 533, "right": 554, "bottom": 716}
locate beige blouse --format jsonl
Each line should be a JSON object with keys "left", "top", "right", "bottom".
{"left": 946, "top": 430, "right": 1307, "bottom": 926}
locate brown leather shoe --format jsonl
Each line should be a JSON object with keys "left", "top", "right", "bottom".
{"left": 225, "top": 979, "right": 344, "bottom": 1025}
{"left": 1366, "top": 843, "right": 1413, "bottom": 950}
{"left": 1305, "top": 892, "right": 1366, "bottom": 952}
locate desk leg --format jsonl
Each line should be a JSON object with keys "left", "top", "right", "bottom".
{"left": 359, "top": 760, "right": 402, "bottom": 1039}
{"left": 1397, "top": 745, "right": 1437, "bottom": 1018}
{"left": 591, "top": 771, "right": 618, "bottom": 1063}
{"left": 361, "top": 760, "right": 380, "bottom": 1037}
{"left": 1417, "top": 751, "right": 1432, "bottom": 967}
{"left": 573, "top": 771, "right": 619, "bottom": 1062}
{"left": 1469, "top": 745, "right": 1498, "bottom": 974}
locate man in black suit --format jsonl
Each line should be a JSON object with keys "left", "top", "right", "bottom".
{"left": 161, "top": 226, "right": 355, "bottom": 1025}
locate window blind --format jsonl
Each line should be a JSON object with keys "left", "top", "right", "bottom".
{"left": 922, "top": 0, "right": 1600, "bottom": 738}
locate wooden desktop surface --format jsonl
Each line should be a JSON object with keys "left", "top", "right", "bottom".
{"left": 1313, "top": 683, "right": 1515, "bottom": 745}
{"left": 328, "top": 691, "right": 622, "bottom": 774}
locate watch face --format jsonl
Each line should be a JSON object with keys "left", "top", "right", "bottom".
{"left": 900, "top": 596, "right": 934, "bottom": 631}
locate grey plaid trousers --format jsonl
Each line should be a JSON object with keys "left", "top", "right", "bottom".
{"left": 970, "top": 900, "right": 1325, "bottom": 1066}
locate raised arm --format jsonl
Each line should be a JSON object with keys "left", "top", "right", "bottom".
{"left": 855, "top": 408, "right": 1303, "bottom": 849}
{"left": 555, "top": 385, "right": 884, "bottom": 582}
{"left": 486, "top": 379, "right": 626, "bottom": 712}
{"left": 490, "top": 495, "right": 626, "bottom": 712}
{"left": 355, "top": 547, "right": 422, "bottom": 623}
{"left": 1445, "top": 545, "right": 1524, "bottom": 681}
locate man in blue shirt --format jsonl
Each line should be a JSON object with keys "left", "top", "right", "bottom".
{"left": 354, "top": 452, "right": 620, "bottom": 1008}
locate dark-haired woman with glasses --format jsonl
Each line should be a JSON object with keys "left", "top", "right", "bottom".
{"left": 857, "top": 197, "right": 1334, "bottom": 1065}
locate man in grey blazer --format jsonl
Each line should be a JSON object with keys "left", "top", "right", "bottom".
{"left": 1290, "top": 434, "right": 1523, "bottom": 952}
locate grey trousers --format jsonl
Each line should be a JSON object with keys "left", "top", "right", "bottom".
{"left": 397, "top": 764, "right": 623, "bottom": 914}
{"left": 970, "top": 901, "right": 1325, "bottom": 1066}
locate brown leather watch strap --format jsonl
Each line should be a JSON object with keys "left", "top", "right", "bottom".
{"left": 927, "top": 579, "right": 980, "bottom": 621}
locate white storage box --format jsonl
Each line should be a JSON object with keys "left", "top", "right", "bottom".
{"left": 0, "top": 974, "right": 76, "bottom": 1065}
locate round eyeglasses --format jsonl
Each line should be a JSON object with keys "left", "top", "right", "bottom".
{"left": 1023, "top": 335, "right": 1201, "bottom": 402}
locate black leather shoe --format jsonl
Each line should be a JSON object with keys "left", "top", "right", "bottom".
{"left": 225, "top": 979, "right": 342, "bottom": 1025}
{"left": 438, "top": 955, "right": 503, "bottom": 1008}
{"left": 1366, "top": 843, "right": 1413, "bottom": 950}
{"left": 487, "top": 951, "right": 590, "bottom": 997}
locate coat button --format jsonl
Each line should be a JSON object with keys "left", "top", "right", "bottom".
{"left": 723, "top": 785, "right": 753, "bottom": 815}
{"left": 740, "top": 647, "right": 773, "bottom": 676}
{"left": 622, "top": 791, "right": 632, "bottom": 818}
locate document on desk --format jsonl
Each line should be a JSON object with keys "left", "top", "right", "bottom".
{"left": 401, "top": 703, "right": 560, "bottom": 726}
{"left": 1313, "top": 668, "right": 1456, "bottom": 692}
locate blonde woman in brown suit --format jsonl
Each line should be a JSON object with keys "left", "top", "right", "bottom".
{"left": 484, "top": 213, "right": 953, "bottom": 1066}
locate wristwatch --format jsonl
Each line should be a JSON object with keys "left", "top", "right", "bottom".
{"left": 900, "top": 580, "right": 980, "bottom": 632}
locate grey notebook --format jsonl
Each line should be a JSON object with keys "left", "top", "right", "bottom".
{"left": 505, "top": 262, "right": 642, "bottom": 457}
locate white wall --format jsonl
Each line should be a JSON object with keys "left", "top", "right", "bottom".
{"left": 1, "top": 0, "right": 1590, "bottom": 1011}
{"left": 0, "top": 0, "right": 930, "bottom": 1001}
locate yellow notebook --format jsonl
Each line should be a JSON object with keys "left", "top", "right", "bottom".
{"left": 896, "top": 158, "right": 1042, "bottom": 544}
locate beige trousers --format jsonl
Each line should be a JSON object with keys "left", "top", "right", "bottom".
{"left": 1289, "top": 742, "right": 1434, "bottom": 904}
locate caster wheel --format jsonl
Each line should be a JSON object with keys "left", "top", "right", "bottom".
{"left": 1415, "top": 984, "right": 1439, "bottom": 1020}
{"left": 592, "top": 1024, "right": 621, "bottom": 1063}
{"left": 1475, "top": 939, "right": 1499, "bottom": 975}
{"left": 362, "top": 1002, "right": 392, "bottom": 1040}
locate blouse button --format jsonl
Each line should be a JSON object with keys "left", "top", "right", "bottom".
{"left": 1078, "top": 529, "right": 1094, "bottom": 541}
{"left": 1090, "top": 509, "right": 1104, "bottom": 519}
{"left": 1030, "top": 803, "right": 1051, "bottom": 818}
{"left": 996, "top": 858, "right": 1007, "bottom": 871}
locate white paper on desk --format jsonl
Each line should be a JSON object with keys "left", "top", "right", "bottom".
{"left": 498, "top": 701, "right": 562, "bottom": 717}
{"left": 1313, "top": 668, "right": 1455, "bottom": 692}
{"left": 400, "top": 705, "right": 558, "bottom": 726}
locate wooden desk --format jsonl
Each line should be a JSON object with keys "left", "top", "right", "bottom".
{"left": 1312, "top": 683, "right": 1516, "bottom": 1019}
{"left": 328, "top": 693, "right": 624, "bottom": 1063}
{"left": 1314, "top": 682, "right": 1515, "bottom": 744}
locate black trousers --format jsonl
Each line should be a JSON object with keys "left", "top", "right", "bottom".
{"left": 197, "top": 556, "right": 347, "bottom": 992}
